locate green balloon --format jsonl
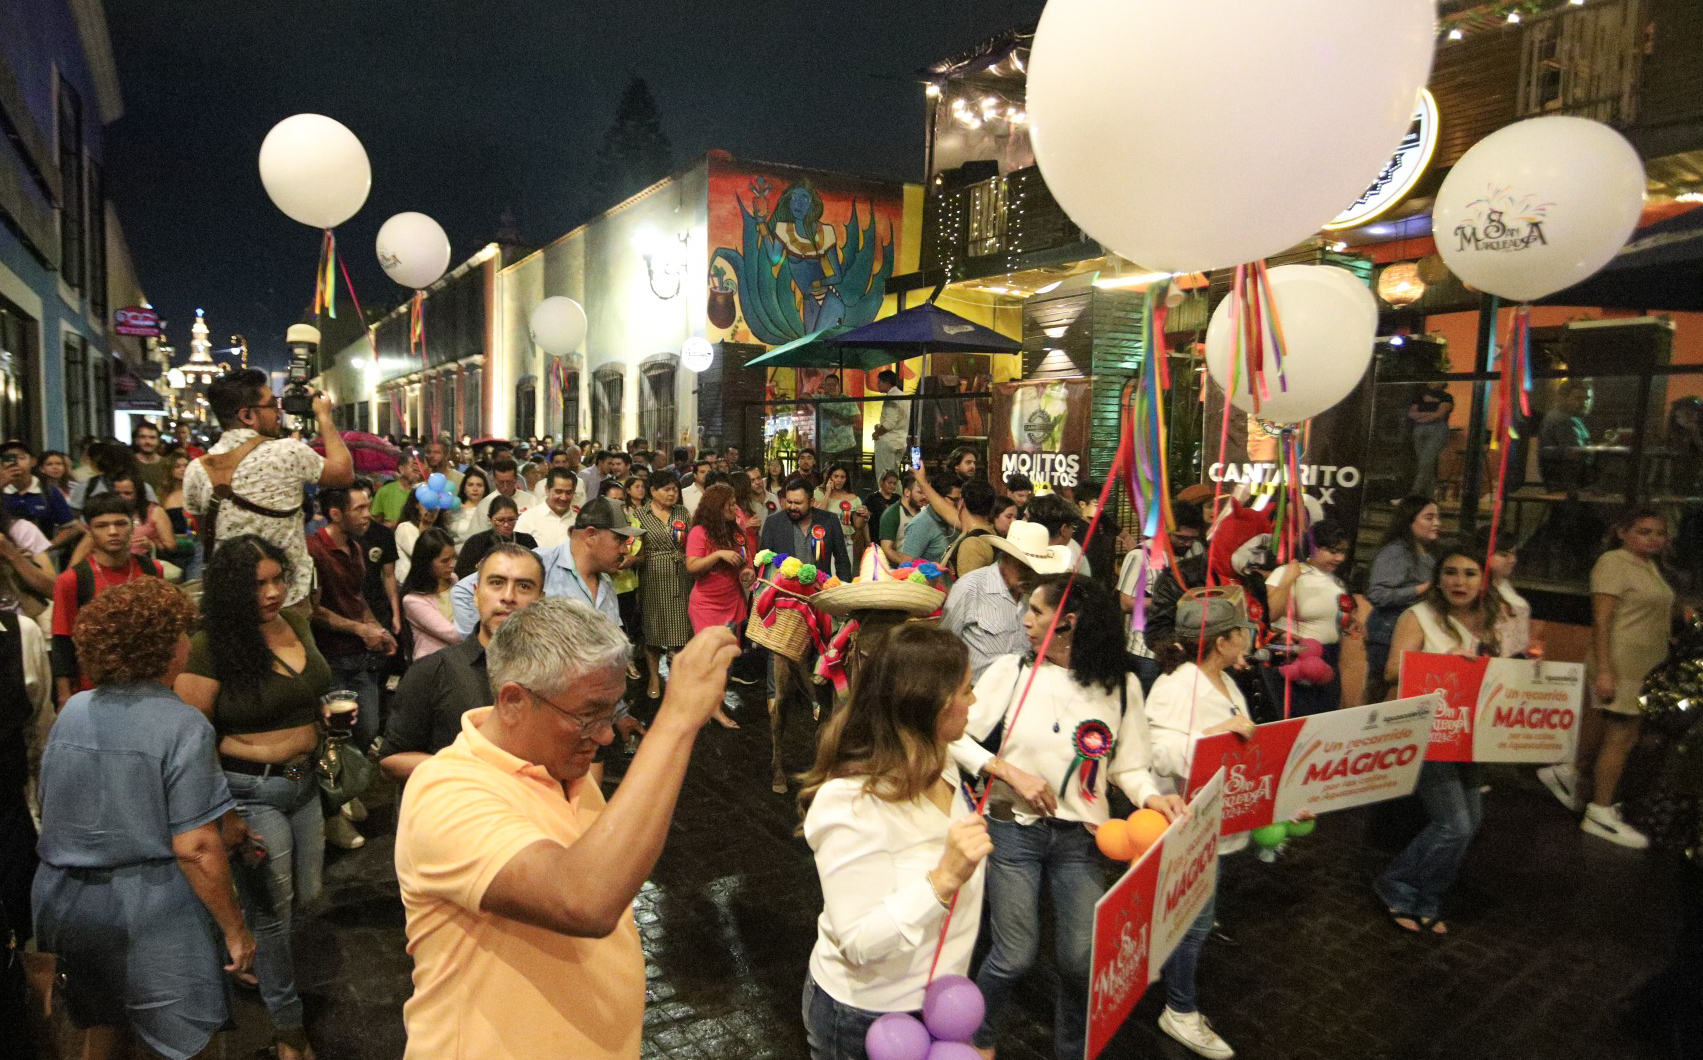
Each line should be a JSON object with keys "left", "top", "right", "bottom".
{"left": 1285, "top": 818, "right": 1316, "bottom": 838}
{"left": 1250, "top": 824, "right": 1288, "bottom": 849}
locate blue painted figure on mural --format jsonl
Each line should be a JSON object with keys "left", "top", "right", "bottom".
{"left": 712, "top": 176, "right": 893, "bottom": 346}
{"left": 765, "top": 179, "right": 847, "bottom": 331}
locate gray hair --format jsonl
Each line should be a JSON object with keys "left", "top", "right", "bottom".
{"left": 486, "top": 597, "right": 631, "bottom": 700}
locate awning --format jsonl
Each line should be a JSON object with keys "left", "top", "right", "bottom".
{"left": 1539, "top": 202, "right": 1703, "bottom": 312}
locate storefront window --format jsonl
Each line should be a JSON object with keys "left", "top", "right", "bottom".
{"left": 514, "top": 378, "right": 535, "bottom": 440}
{"left": 1355, "top": 311, "right": 1703, "bottom": 605}
{"left": 560, "top": 370, "right": 580, "bottom": 441}
{"left": 639, "top": 362, "right": 676, "bottom": 450}
{"left": 63, "top": 335, "right": 89, "bottom": 442}
{"left": 593, "top": 366, "right": 624, "bottom": 448}
{"left": 0, "top": 297, "right": 38, "bottom": 448}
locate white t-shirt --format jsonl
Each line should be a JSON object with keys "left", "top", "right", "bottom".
{"left": 514, "top": 502, "right": 577, "bottom": 551}
{"left": 802, "top": 768, "right": 985, "bottom": 1012}
{"left": 476, "top": 488, "right": 537, "bottom": 520}
{"left": 1265, "top": 563, "right": 1347, "bottom": 645}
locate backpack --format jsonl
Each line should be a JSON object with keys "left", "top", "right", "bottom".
{"left": 73, "top": 556, "right": 161, "bottom": 608}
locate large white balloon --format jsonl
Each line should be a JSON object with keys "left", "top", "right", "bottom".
{"left": 1026, "top": 0, "right": 1436, "bottom": 273}
{"left": 1433, "top": 116, "right": 1645, "bottom": 303}
{"left": 376, "top": 213, "right": 451, "bottom": 290}
{"left": 1203, "top": 266, "right": 1377, "bottom": 424}
{"left": 258, "top": 114, "right": 371, "bottom": 229}
{"left": 529, "top": 297, "right": 587, "bottom": 356}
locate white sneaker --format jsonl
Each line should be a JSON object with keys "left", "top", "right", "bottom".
{"left": 1580, "top": 803, "right": 1650, "bottom": 849}
{"left": 341, "top": 797, "right": 369, "bottom": 823}
{"left": 1159, "top": 1007, "right": 1235, "bottom": 1060}
{"left": 1537, "top": 764, "right": 1584, "bottom": 813}
{"left": 325, "top": 814, "right": 366, "bottom": 850}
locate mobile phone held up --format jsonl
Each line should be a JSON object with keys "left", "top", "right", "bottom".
{"left": 910, "top": 445, "right": 922, "bottom": 470}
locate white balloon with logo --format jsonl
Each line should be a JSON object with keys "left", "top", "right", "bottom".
{"left": 258, "top": 114, "right": 372, "bottom": 229}
{"left": 1025, "top": 0, "right": 1436, "bottom": 273}
{"left": 529, "top": 297, "right": 588, "bottom": 356}
{"left": 1433, "top": 116, "right": 1646, "bottom": 303}
{"left": 1203, "top": 266, "right": 1378, "bottom": 424}
{"left": 376, "top": 212, "right": 452, "bottom": 290}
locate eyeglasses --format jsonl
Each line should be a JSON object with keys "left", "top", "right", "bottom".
{"left": 517, "top": 685, "right": 628, "bottom": 736}
{"left": 246, "top": 399, "right": 282, "bottom": 411}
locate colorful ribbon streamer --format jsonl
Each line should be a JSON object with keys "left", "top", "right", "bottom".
{"left": 410, "top": 291, "right": 427, "bottom": 365}
{"left": 1482, "top": 299, "right": 1529, "bottom": 597}
{"left": 312, "top": 230, "right": 337, "bottom": 320}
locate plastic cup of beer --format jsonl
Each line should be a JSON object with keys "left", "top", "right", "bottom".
{"left": 322, "top": 690, "right": 359, "bottom": 735}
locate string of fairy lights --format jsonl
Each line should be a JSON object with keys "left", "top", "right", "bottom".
{"left": 1440, "top": 0, "right": 1608, "bottom": 40}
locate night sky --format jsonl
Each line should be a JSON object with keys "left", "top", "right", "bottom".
{"left": 102, "top": 0, "right": 1046, "bottom": 373}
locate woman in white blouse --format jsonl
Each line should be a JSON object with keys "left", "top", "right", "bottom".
{"left": 1263, "top": 518, "right": 1354, "bottom": 717}
{"left": 799, "top": 625, "right": 992, "bottom": 1060}
{"left": 1143, "top": 592, "right": 1260, "bottom": 1060}
{"left": 950, "top": 577, "right": 1179, "bottom": 1060}
{"left": 1376, "top": 539, "right": 1500, "bottom": 938}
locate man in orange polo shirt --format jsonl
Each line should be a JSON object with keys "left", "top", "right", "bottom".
{"left": 394, "top": 598, "right": 737, "bottom": 1059}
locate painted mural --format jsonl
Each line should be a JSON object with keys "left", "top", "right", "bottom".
{"left": 707, "top": 156, "right": 902, "bottom": 348}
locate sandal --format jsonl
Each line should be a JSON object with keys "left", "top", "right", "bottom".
{"left": 1384, "top": 907, "right": 1426, "bottom": 935}
{"left": 1418, "top": 916, "right": 1449, "bottom": 935}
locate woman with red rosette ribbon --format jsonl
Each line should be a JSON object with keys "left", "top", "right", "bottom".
{"left": 948, "top": 576, "right": 1180, "bottom": 1060}
{"left": 685, "top": 482, "right": 752, "bottom": 729}
{"left": 815, "top": 462, "right": 868, "bottom": 558}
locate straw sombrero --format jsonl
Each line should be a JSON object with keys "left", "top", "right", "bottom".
{"left": 812, "top": 579, "right": 944, "bottom": 618}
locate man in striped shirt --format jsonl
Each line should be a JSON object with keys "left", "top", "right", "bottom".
{"left": 941, "top": 520, "right": 1069, "bottom": 680}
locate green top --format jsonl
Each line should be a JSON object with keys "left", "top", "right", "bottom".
{"left": 185, "top": 609, "right": 332, "bottom": 736}
{"left": 372, "top": 479, "right": 410, "bottom": 524}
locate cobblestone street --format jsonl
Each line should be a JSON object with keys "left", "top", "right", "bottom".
{"left": 127, "top": 685, "right": 1689, "bottom": 1060}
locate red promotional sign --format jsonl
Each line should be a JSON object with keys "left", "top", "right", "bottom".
{"left": 113, "top": 306, "right": 160, "bottom": 337}
{"left": 1185, "top": 698, "right": 1434, "bottom": 835}
{"left": 1087, "top": 771, "right": 1223, "bottom": 1060}
{"left": 1397, "top": 652, "right": 1584, "bottom": 763}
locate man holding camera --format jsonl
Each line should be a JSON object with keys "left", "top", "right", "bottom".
{"left": 184, "top": 362, "right": 353, "bottom": 610}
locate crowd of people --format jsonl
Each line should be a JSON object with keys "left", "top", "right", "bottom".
{"left": 2, "top": 365, "right": 1690, "bottom": 1060}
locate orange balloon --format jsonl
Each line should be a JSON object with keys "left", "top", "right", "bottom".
{"left": 1095, "top": 818, "right": 1137, "bottom": 860}
{"left": 1126, "top": 809, "right": 1170, "bottom": 856}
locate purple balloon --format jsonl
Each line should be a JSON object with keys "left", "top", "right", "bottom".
{"left": 922, "top": 975, "right": 985, "bottom": 1043}
{"left": 865, "top": 1012, "right": 930, "bottom": 1060}
{"left": 926, "top": 1042, "right": 982, "bottom": 1060}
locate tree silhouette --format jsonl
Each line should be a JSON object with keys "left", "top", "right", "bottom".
{"left": 592, "top": 78, "right": 674, "bottom": 209}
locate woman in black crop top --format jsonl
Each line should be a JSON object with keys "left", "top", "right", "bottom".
{"left": 174, "top": 534, "right": 333, "bottom": 1060}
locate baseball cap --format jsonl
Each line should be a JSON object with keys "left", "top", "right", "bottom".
{"left": 574, "top": 498, "right": 639, "bottom": 537}
{"left": 1174, "top": 594, "right": 1258, "bottom": 640}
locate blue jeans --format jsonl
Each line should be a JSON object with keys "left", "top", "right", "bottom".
{"left": 801, "top": 972, "right": 887, "bottom": 1060}
{"left": 1376, "top": 762, "right": 1483, "bottom": 921}
{"left": 973, "top": 817, "right": 1108, "bottom": 1060}
{"left": 326, "top": 652, "right": 381, "bottom": 748}
{"left": 1410, "top": 421, "right": 1450, "bottom": 497}
{"left": 226, "top": 768, "right": 324, "bottom": 1033}
{"left": 1160, "top": 887, "right": 1218, "bottom": 1013}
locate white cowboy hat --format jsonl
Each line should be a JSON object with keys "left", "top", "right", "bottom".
{"left": 986, "top": 520, "right": 1072, "bottom": 575}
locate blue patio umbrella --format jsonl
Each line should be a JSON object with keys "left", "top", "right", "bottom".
{"left": 830, "top": 301, "right": 1024, "bottom": 355}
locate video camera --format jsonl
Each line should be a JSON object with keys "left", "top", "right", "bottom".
{"left": 281, "top": 323, "right": 321, "bottom": 417}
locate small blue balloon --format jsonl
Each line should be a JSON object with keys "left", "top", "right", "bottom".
{"left": 427, "top": 472, "right": 447, "bottom": 491}
{"left": 436, "top": 490, "right": 458, "bottom": 510}
{"left": 414, "top": 484, "right": 435, "bottom": 505}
